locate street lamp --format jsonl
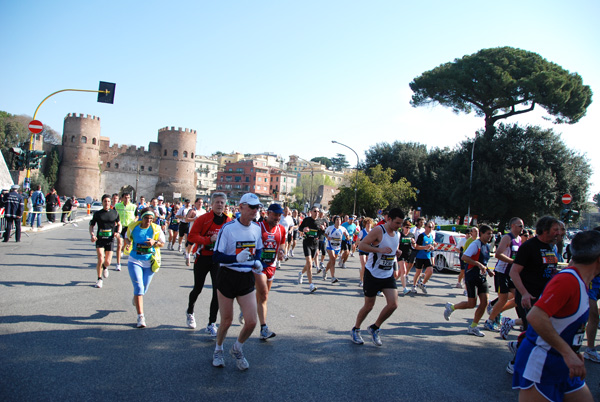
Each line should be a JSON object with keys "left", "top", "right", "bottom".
{"left": 467, "top": 139, "right": 475, "bottom": 225}
{"left": 331, "top": 140, "right": 359, "bottom": 216}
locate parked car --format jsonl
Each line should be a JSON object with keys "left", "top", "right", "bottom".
{"left": 89, "top": 201, "right": 103, "bottom": 213}
{"left": 432, "top": 230, "right": 466, "bottom": 273}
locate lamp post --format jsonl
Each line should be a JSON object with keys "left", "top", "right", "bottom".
{"left": 467, "top": 139, "right": 475, "bottom": 225}
{"left": 331, "top": 140, "right": 359, "bottom": 216}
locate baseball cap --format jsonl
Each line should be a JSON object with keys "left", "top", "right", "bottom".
{"left": 267, "top": 203, "right": 284, "bottom": 214}
{"left": 157, "top": 196, "right": 164, "bottom": 201}
{"left": 11, "top": 184, "right": 19, "bottom": 190}
{"left": 239, "top": 193, "right": 263, "bottom": 207}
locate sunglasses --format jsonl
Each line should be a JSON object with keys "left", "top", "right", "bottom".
{"left": 247, "top": 204, "right": 260, "bottom": 210}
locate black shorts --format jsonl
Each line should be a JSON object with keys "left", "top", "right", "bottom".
{"left": 465, "top": 272, "right": 489, "bottom": 298}
{"left": 359, "top": 250, "right": 369, "bottom": 257}
{"left": 216, "top": 267, "right": 255, "bottom": 299}
{"left": 494, "top": 271, "right": 514, "bottom": 294}
{"left": 303, "top": 239, "right": 318, "bottom": 258}
{"left": 363, "top": 268, "right": 397, "bottom": 297}
{"left": 286, "top": 233, "right": 292, "bottom": 243}
{"left": 96, "top": 239, "right": 113, "bottom": 251}
{"left": 414, "top": 258, "right": 432, "bottom": 270}
{"left": 341, "top": 239, "right": 352, "bottom": 251}
{"left": 319, "top": 240, "right": 326, "bottom": 254}
{"left": 178, "top": 223, "right": 190, "bottom": 237}
{"left": 398, "top": 249, "right": 415, "bottom": 263}
{"left": 120, "top": 227, "right": 128, "bottom": 238}
{"left": 293, "top": 230, "right": 299, "bottom": 240}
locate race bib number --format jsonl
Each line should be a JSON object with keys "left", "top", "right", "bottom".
{"left": 401, "top": 238, "right": 412, "bottom": 245}
{"left": 207, "top": 242, "right": 216, "bottom": 251}
{"left": 261, "top": 248, "right": 277, "bottom": 264}
{"left": 171, "top": 218, "right": 179, "bottom": 224}
{"left": 236, "top": 241, "right": 256, "bottom": 260}
{"left": 572, "top": 324, "right": 585, "bottom": 353}
{"left": 307, "top": 229, "right": 318, "bottom": 238}
{"left": 136, "top": 244, "right": 152, "bottom": 254}
{"left": 330, "top": 239, "right": 341, "bottom": 248}
{"left": 379, "top": 254, "right": 395, "bottom": 270}
{"left": 98, "top": 229, "right": 113, "bottom": 238}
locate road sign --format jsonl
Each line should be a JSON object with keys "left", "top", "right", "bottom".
{"left": 28, "top": 120, "right": 43, "bottom": 134}
{"left": 562, "top": 193, "right": 572, "bottom": 204}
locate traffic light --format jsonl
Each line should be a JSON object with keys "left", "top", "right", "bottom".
{"left": 97, "top": 81, "right": 116, "bottom": 104}
{"left": 570, "top": 210, "right": 580, "bottom": 223}
{"left": 28, "top": 150, "right": 46, "bottom": 170}
{"left": 9, "top": 147, "right": 27, "bottom": 170}
{"left": 560, "top": 208, "right": 569, "bottom": 222}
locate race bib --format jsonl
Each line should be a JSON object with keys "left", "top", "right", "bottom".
{"left": 98, "top": 229, "right": 113, "bottom": 238}
{"left": 572, "top": 324, "right": 585, "bottom": 353}
{"left": 330, "top": 239, "right": 341, "bottom": 248}
{"left": 307, "top": 229, "right": 318, "bottom": 238}
{"left": 261, "top": 248, "right": 277, "bottom": 264}
{"left": 401, "top": 238, "right": 412, "bottom": 245}
{"left": 236, "top": 241, "right": 256, "bottom": 260}
{"left": 379, "top": 254, "right": 395, "bottom": 269}
{"left": 136, "top": 244, "right": 152, "bottom": 254}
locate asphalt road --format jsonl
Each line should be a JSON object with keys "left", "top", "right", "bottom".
{"left": 1, "top": 222, "right": 599, "bottom": 401}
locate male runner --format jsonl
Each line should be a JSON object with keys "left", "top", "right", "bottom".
{"left": 176, "top": 199, "right": 192, "bottom": 252}
{"left": 184, "top": 198, "right": 205, "bottom": 266}
{"left": 211, "top": 193, "right": 263, "bottom": 371}
{"left": 351, "top": 208, "right": 404, "bottom": 346}
{"left": 279, "top": 207, "right": 294, "bottom": 259}
{"left": 323, "top": 215, "right": 348, "bottom": 283}
{"left": 412, "top": 221, "right": 437, "bottom": 294}
{"left": 114, "top": 193, "right": 137, "bottom": 271}
{"left": 89, "top": 194, "right": 121, "bottom": 288}
{"left": 339, "top": 216, "right": 357, "bottom": 269}
{"left": 297, "top": 207, "right": 326, "bottom": 293}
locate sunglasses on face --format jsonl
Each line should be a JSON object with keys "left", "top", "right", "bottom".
{"left": 247, "top": 204, "right": 260, "bottom": 210}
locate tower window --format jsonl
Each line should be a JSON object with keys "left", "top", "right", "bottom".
{"left": 140, "top": 166, "right": 144, "bottom": 171}
{"left": 81, "top": 136, "right": 87, "bottom": 144}
{"left": 71, "top": 136, "right": 75, "bottom": 143}
{"left": 148, "top": 167, "right": 152, "bottom": 172}
{"left": 164, "top": 150, "right": 167, "bottom": 156}
{"left": 115, "top": 163, "right": 119, "bottom": 169}
{"left": 173, "top": 150, "right": 178, "bottom": 157}
{"left": 92, "top": 138, "right": 97, "bottom": 145}
{"left": 183, "top": 151, "right": 188, "bottom": 158}
{"left": 106, "top": 162, "right": 111, "bottom": 168}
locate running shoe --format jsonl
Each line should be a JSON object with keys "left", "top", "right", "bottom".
{"left": 115, "top": 264, "right": 121, "bottom": 271}
{"left": 212, "top": 350, "right": 225, "bottom": 367}
{"left": 358, "top": 281, "right": 363, "bottom": 287}
{"left": 443, "top": 302, "right": 454, "bottom": 321}
{"left": 186, "top": 313, "right": 196, "bottom": 329}
{"left": 206, "top": 323, "right": 218, "bottom": 337}
{"left": 309, "top": 283, "right": 317, "bottom": 293}
{"left": 368, "top": 325, "right": 382, "bottom": 346}
{"left": 102, "top": 268, "right": 109, "bottom": 278}
{"left": 238, "top": 311, "right": 244, "bottom": 325}
{"left": 331, "top": 277, "right": 339, "bottom": 284}
{"left": 483, "top": 320, "right": 499, "bottom": 332}
{"left": 290, "top": 250, "right": 294, "bottom": 257}
{"left": 316, "top": 264, "right": 323, "bottom": 274}
{"left": 494, "top": 313, "right": 503, "bottom": 326}
{"left": 505, "top": 361, "right": 514, "bottom": 374}
{"left": 584, "top": 347, "right": 600, "bottom": 363}
{"left": 276, "top": 260, "right": 281, "bottom": 269}
{"left": 342, "top": 263, "right": 347, "bottom": 269}
{"left": 178, "top": 245, "right": 182, "bottom": 252}
{"left": 500, "top": 317, "right": 513, "bottom": 340}
{"left": 230, "top": 346, "right": 249, "bottom": 371}
{"left": 467, "top": 326, "right": 485, "bottom": 337}
{"left": 463, "top": 290, "right": 467, "bottom": 296}
{"left": 420, "top": 284, "right": 428, "bottom": 294}
{"left": 411, "top": 286, "right": 417, "bottom": 294}
{"left": 351, "top": 328, "right": 364, "bottom": 345}
{"left": 402, "top": 287, "right": 411, "bottom": 295}
{"left": 454, "top": 282, "right": 462, "bottom": 289}
{"left": 185, "top": 254, "right": 190, "bottom": 266}
{"left": 507, "top": 341, "right": 518, "bottom": 356}
{"left": 260, "top": 325, "right": 276, "bottom": 340}
{"left": 137, "top": 315, "right": 146, "bottom": 328}
{"left": 95, "top": 279, "right": 103, "bottom": 288}
{"left": 284, "top": 255, "right": 289, "bottom": 261}
{"left": 297, "top": 271, "right": 303, "bottom": 285}
{"left": 322, "top": 269, "right": 327, "bottom": 280}
{"left": 319, "top": 262, "right": 325, "bottom": 270}
{"left": 486, "top": 301, "right": 493, "bottom": 316}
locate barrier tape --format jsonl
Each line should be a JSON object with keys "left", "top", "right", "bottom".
{"left": 435, "top": 243, "right": 459, "bottom": 253}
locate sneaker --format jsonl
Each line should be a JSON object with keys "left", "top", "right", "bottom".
{"left": 358, "top": 281, "right": 363, "bottom": 287}
{"left": 206, "top": 323, "right": 218, "bottom": 337}
{"left": 137, "top": 315, "right": 146, "bottom": 328}
{"left": 494, "top": 313, "right": 503, "bottom": 326}
{"left": 368, "top": 325, "right": 382, "bottom": 346}
{"left": 290, "top": 250, "right": 294, "bottom": 257}
{"left": 331, "top": 277, "right": 339, "bottom": 284}
{"left": 463, "top": 290, "right": 467, "bottom": 296}
{"left": 297, "top": 271, "right": 303, "bottom": 285}
{"left": 508, "top": 341, "right": 518, "bottom": 356}
{"left": 185, "top": 254, "right": 190, "bottom": 266}
{"left": 102, "top": 268, "right": 109, "bottom": 278}
{"left": 260, "top": 325, "right": 276, "bottom": 340}
{"left": 467, "top": 326, "right": 485, "bottom": 337}
{"left": 377, "top": 291, "right": 384, "bottom": 297}
{"left": 505, "top": 361, "right": 514, "bottom": 374}
{"left": 443, "top": 302, "right": 454, "bottom": 321}
{"left": 115, "top": 264, "right": 121, "bottom": 271}
{"left": 230, "top": 346, "right": 249, "bottom": 371}
{"left": 584, "top": 347, "right": 600, "bottom": 363}
{"left": 483, "top": 320, "right": 499, "bottom": 332}
{"left": 486, "top": 301, "right": 493, "bottom": 316}
{"left": 309, "top": 283, "right": 317, "bottom": 293}
{"left": 316, "top": 264, "right": 323, "bottom": 274}
{"left": 186, "top": 313, "right": 197, "bottom": 329}
{"left": 276, "top": 260, "right": 281, "bottom": 269}
{"left": 454, "top": 282, "right": 462, "bottom": 289}
{"left": 351, "top": 328, "right": 364, "bottom": 345}
{"left": 402, "top": 287, "right": 411, "bottom": 295}
{"left": 284, "top": 255, "right": 289, "bottom": 261}
{"left": 322, "top": 269, "right": 327, "bottom": 280}
{"left": 212, "top": 349, "right": 225, "bottom": 367}
{"left": 178, "top": 245, "right": 182, "bottom": 252}
{"left": 342, "top": 263, "right": 347, "bottom": 269}
{"left": 500, "top": 317, "right": 513, "bottom": 340}
{"left": 319, "top": 262, "right": 325, "bottom": 270}
{"left": 350, "top": 253, "right": 354, "bottom": 257}
{"left": 238, "top": 311, "right": 244, "bottom": 325}
{"left": 419, "top": 283, "right": 428, "bottom": 294}
{"left": 411, "top": 286, "right": 417, "bottom": 294}
{"left": 95, "top": 279, "right": 103, "bottom": 288}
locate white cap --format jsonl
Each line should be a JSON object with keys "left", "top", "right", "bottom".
{"left": 239, "top": 193, "right": 263, "bottom": 207}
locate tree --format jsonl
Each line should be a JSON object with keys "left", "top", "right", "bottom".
{"left": 44, "top": 146, "right": 60, "bottom": 188}
{"left": 594, "top": 193, "right": 600, "bottom": 209}
{"left": 292, "top": 174, "right": 335, "bottom": 207}
{"left": 330, "top": 153, "right": 350, "bottom": 171}
{"left": 410, "top": 47, "right": 593, "bottom": 137}
{"left": 311, "top": 156, "right": 332, "bottom": 169}
{"left": 447, "top": 123, "right": 591, "bottom": 228}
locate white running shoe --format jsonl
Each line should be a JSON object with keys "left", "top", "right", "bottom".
{"left": 137, "top": 315, "right": 146, "bottom": 328}
{"left": 206, "top": 323, "right": 218, "bottom": 337}
{"left": 290, "top": 250, "right": 294, "bottom": 257}
{"left": 102, "top": 268, "right": 109, "bottom": 278}
{"left": 584, "top": 347, "right": 600, "bottom": 363}
{"left": 342, "top": 263, "right": 347, "bottom": 269}
{"left": 443, "top": 302, "right": 454, "bottom": 321}
{"left": 467, "top": 326, "right": 484, "bottom": 337}
{"left": 185, "top": 254, "right": 190, "bottom": 266}
{"left": 115, "top": 264, "right": 121, "bottom": 271}
{"left": 95, "top": 279, "right": 103, "bottom": 288}
{"left": 260, "top": 325, "right": 276, "bottom": 340}
{"left": 309, "top": 283, "right": 317, "bottom": 293}
{"left": 402, "top": 287, "right": 411, "bottom": 295}
{"left": 230, "top": 346, "right": 249, "bottom": 371}
{"left": 297, "top": 271, "right": 303, "bottom": 285}
{"left": 212, "top": 350, "right": 225, "bottom": 367}
{"left": 186, "top": 313, "right": 196, "bottom": 329}
{"left": 331, "top": 277, "right": 339, "bottom": 284}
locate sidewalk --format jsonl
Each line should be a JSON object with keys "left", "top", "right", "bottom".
{"left": 22, "top": 213, "right": 92, "bottom": 233}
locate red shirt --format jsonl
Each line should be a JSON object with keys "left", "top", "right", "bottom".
{"left": 259, "top": 221, "right": 286, "bottom": 267}
{"left": 535, "top": 267, "right": 581, "bottom": 318}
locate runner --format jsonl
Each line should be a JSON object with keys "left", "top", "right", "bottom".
{"left": 279, "top": 207, "right": 294, "bottom": 260}
{"left": 351, "top": 208, "right": 404, "bottom": 346}
{"left": 184, "top": 198, "right": 205, "bottom": 266}
{"left": 211, "top": 193, "right": 263, "bottom": 371}
{"left": 187, "top": 192, "right": 231, "bottom": 335}
{"left": 396, "top": 219, "right": 415, "bottom": 295}
{"left": 339, "top": 216, "right": 357, "bottom": 269}
{"left": 114, "top": 192, "right": 137, "bottom": 271}
{"left": 323, "top": 215, "right": 348, "bottom": 283}
{"left": 166, "top": 203, "right": 180, "bottom": 250}
{"left": 412, "top": 221, "right": 437, "bottom": 294}
{"left": 357, "top": 217, "right": 373, "bottom": 287}
{"left": 443, "top": 224, "right": 495, "bottom": 337}
{"left": 297, "top": 207, "right": 326, "bottom": 293}
{"left": 316, "top": 210, "right": 329, "bottom": 272}
{"left": 89, "top": 194, "right": 121, "bottom": 288}
{"left": 176, "top": 199, "right": 192, "bottom": 252}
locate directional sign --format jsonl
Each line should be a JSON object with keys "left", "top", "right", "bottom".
{"left": 562, "top": 193, "right": 572, "bottom": 204}
{"left": 28, "top": 120, "right": 43, "bottom": 134}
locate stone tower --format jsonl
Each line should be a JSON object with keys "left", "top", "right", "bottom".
{"left": 57, "top": 113, "right": 101, "bottom": 199}
{"left": 155, "top": 126, "right": 197, "bottom": 201}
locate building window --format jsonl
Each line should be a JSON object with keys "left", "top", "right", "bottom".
{"left": 115, "top": 163, "right": 119, "bottom": 169}
{"left": 140, "top": 166, "right": 144, "bottom": 171}
{"left": 106, "top": 162, "right": 111, "bottom": 168}
{"left": 81, "top": 136, "right": 87, "bottom": 144}
{"left": 173, "top": 150, "right": 178, "bottom": 157}
{"left": 164, "top": 150, "right": 167, "bottom": 156}
{"left": 71, "top": 136, "right": 75, "bottom": 143}
{"left": 149, "top": 167, "right": 152, "bottom": 172}
{"left": 183, "top": 151, "right": 188, "bottom": 158}
{"left": 245, "top": 177, "right": 249, "bottom": 182}
{"left": 191, "top": 153, "right": 194, "bottom": 158}
{"left": 92, "top": 138, "right": 97, "bottom": 145}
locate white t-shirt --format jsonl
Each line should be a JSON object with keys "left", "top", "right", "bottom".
{"left": 279, "top": 215, "right": 294, "bottom": 234}
{"left": 214, "top": 219, "right": 263, "bottom": 273}
{"left": 325, "top": 225, "right": 348, "bottom": 251}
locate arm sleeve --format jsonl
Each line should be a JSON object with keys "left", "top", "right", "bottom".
{"left": 188, "top": 214, "right": 212, "bottom": 246}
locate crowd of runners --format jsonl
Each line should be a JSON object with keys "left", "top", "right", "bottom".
{"left": 83, "top": 190, "right": 600, "bottom": 401}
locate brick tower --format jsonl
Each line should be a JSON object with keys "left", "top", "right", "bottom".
{"left": 155, "top": 126, "right": 197, "bottom": 201}
{"left": 57, "top": 113, "right": 101, "bottom": 199}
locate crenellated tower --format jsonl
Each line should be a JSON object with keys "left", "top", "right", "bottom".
{"left": 57, "top": 113, "right": 101, "bottom": 199}
{"left": 155, "top": 126, "right": 197, "bottom": 201}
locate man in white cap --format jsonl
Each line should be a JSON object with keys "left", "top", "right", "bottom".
{"left": 211, "top": 192, "right": 264, "bottom": 371}
{"left": 2, "top": 185, "right": 24, "bottom": 243}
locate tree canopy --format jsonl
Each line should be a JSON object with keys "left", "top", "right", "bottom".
{"left": 330, "top": 153, "right": 350, "bottom": 171}
{"left": 410, "top": 47, "right": 593, "bottom": 137}
{"left": 311, "top": 156, "right": 332, "bottom": 169}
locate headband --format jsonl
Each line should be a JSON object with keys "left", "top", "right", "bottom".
{"left": 141, "top": 211, "right": 155, "bottom": 219}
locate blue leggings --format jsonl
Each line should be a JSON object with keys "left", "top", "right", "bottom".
{"left": 128, "top": 260, "right": 155, "bottom": 296}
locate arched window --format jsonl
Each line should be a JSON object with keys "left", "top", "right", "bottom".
{"left": 148, "top": 166, "right": 152, "bottom": 172}
{"left": 106, "top": 162, "right": 111, "bottom": 168}
{"left": 115, "top": 163, "right": 119, "bottom": 169}
{"left": 191, "top": 153, "right": 194, "bottom": 158}
{"left": 183, "top": 151, "right": 188, "bottom": 158}
{"left": 81, "top": 136, "right": 87, "bottom": 144}
{"left": 71, "top": 136, "right": 75, "bottom": 143}
{"left": 164, "top": 150, "right": 167, "bottom": 156}
{"left": 92, "top": 138, "right": 97, "bottom": 145}
{"left": 173, "top": 150, "right": 178, "bottom": 157}
{"left": 140, "top": 166, "right": 145, "bottom": 171}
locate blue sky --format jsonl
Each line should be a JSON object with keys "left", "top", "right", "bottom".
{"left": 2, "top": 0, "right": 599, "bottom": 199}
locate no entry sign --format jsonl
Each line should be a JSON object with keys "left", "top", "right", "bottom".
{"left": 562, "top": 193, "right": 572, "bottom": 204}
{"left": 28, "top": 120, "right": 43, "bottom": 134}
